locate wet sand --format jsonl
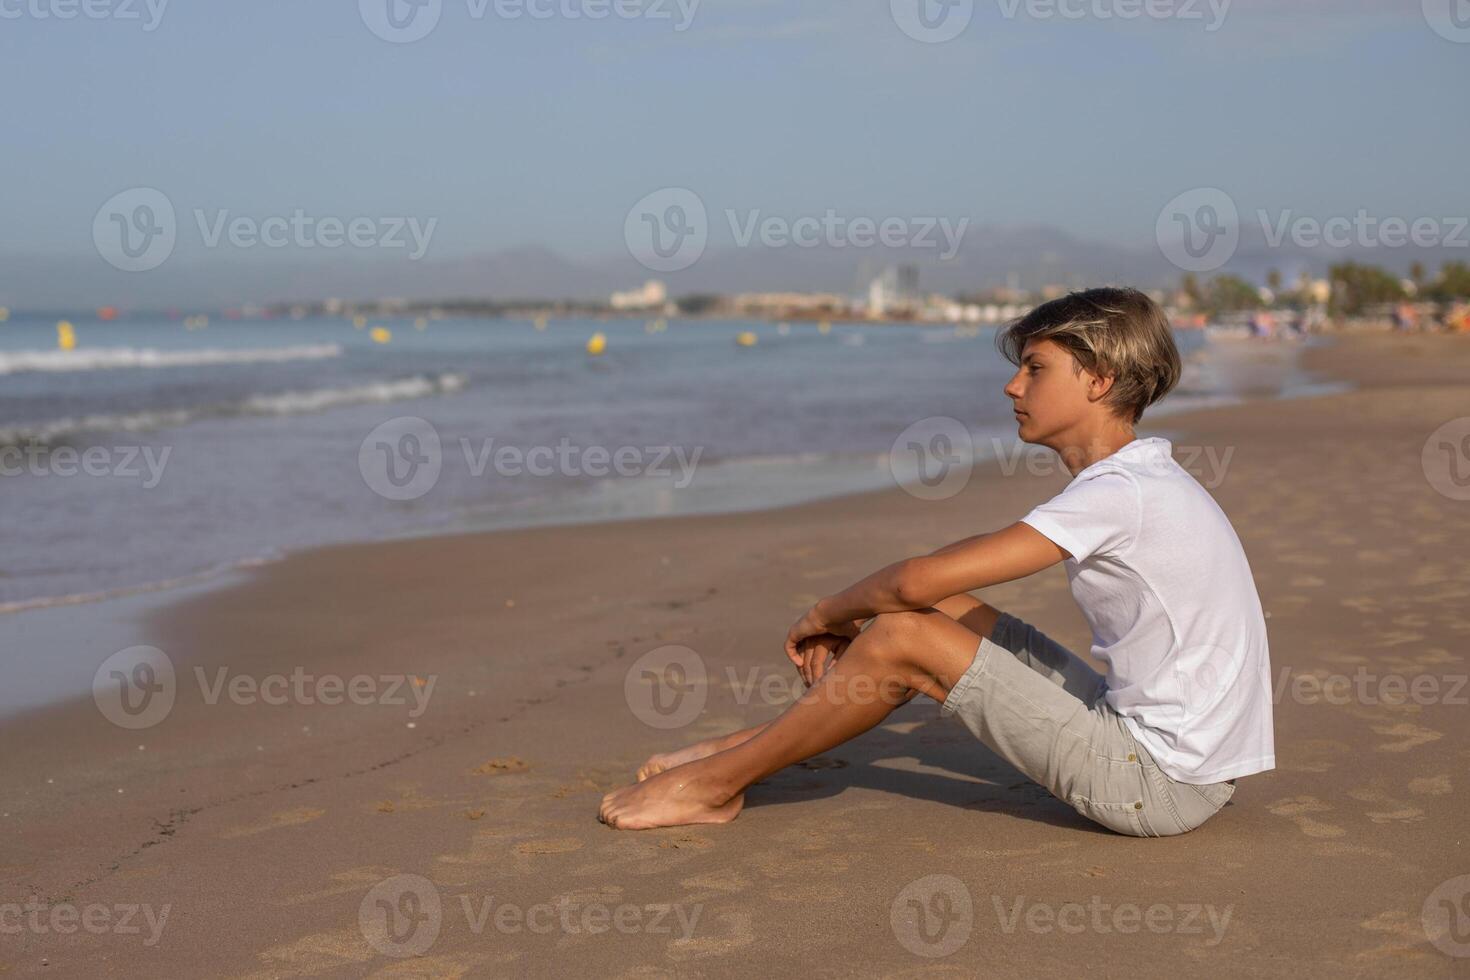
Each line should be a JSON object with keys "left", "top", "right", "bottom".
{"left": 3, "top": 331, "right": 1469, "bottom": 978}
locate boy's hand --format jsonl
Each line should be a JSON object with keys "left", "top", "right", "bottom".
{"left": 785, "top": 606, "right": 860, "bottom": 679}
{"left": 795, "top": 633, "right": 852, "bottom": 688}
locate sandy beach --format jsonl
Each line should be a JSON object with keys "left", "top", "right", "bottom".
{"left": 4, "top": 331, "right": 1469, "bottom": 978}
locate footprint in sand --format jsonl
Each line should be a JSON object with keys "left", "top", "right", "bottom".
{"left": 1408, "top": 774, "right": 1452, "bottom": 796}
{"left": 666, "top": 909, "right": 756, "bottom": 961}
{"left": 1267, "top": 796, "right": 1346, "bottom": 839}
{"left": 511, "top": 837, "right": 584, "bottom": 857}
{"left": 767, "top": 882, "right": 845, "bottom": 903}
{"left": 281, "top": 867, "right": 402, "bottom": 906}
{"left": 1353, "top": 910, "right": 1438, "bottom": 966}
{"left": 472, "top": 757, "right": 530, "bottom": 775}
{"left": 680, "top": 869, "right": 751, "bottom": 895}
{"left": 220, "top": 807, "right": 326, "bottom": 839}
{"left": 1371, "top": 722, "right": 1443, "bottom": 753}
{"left": 1346, "top": 787, "right": 1425, "bottom": 824}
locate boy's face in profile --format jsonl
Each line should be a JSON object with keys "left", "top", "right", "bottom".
{"left": 1004, "top": 338, "right": 1115, "bottom": 445}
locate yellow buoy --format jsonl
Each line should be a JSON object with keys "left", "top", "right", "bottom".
{"left": 818, "top": 320, "right": 832, "bottom": 335}
{"left": 586, "top": 331, "right": 607, "bottom": 356}
{"left": 0, "top": 306, "right": 9, "bottom": 322}
{"left": 534, "top": 314, "right": 549, "bottom": 331}
{"left": 414, "top": 317, "right": 428, "bottom": 331}
{"left": 57, "top": 320, "right": 76, "bottom": 351}
{"left": 370, "top": 327, "right": 392, "bottom": 344}
{"left": 353, "top": 315, "right": 367, "bottom": 329}
{"left": 735, "top": 331, "right": 758, "bottom": 347}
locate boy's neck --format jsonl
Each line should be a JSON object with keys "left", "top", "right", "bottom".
{"left": 1053, "top": 425, "right": 1139, "bottom": 477}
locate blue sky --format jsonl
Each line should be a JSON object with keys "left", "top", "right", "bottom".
{"left": 1, "top": 0, "right": 1464, "bottom": 272}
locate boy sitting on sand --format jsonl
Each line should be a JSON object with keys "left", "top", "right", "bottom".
{"left": 600, "top": 287, "right": 1275, "bottom": 836}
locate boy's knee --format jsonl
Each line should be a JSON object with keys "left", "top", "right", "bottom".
{"left": 865, "top": 609, "right": 932, "bottom": 646}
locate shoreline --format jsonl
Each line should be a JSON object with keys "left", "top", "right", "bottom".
{"left": 4, "top": 331, "right": 1469, "bottom": 976}
{"left": 0, "top": 332, "right": 1338, "bottom": 720}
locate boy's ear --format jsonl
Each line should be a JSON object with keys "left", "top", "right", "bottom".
{"left": 1087, "top": 369, "right": 1117, "bottom": 403}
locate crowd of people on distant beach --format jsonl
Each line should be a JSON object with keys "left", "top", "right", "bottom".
{"left": 1392, "top": 301, "right": 1470, "bottom": 334}
{"left": 1231, "top": 302, "right": 1470, "bottom": 340}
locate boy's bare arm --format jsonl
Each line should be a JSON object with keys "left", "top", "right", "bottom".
{"left": 784, "top": 522, "right": 1067, "bottom": 664}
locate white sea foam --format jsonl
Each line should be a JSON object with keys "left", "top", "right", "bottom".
{"left": 0, "top": 344, "right": 343, "bottom": 375}
{"left": 0, "top": 373, "right": 467, "bottom": 445}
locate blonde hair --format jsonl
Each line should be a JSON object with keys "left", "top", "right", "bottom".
{"left": 996, "top": 287, "right": 1182, "bottom": 424}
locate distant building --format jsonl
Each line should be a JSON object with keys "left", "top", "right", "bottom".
{"left": 866, "top": 264, "right": 920, "bottom": 318}
{"left": 731, "top": 292, "right": 847, "bottom": 316}
{"left": 610, "top": 280, "right": 668, "bottom": 311}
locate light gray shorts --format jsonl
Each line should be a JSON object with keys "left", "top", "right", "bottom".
{"left": 940, "top": 612, "right": 1236, "bottom": 837}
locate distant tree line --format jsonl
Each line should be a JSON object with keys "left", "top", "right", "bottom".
{"left": 1182, "top": 261, "right": 1470, "bottom": 316}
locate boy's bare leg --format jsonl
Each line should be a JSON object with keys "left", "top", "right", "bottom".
{"left": 634, "top": 596, "right": 996, "bottom": 783}
{"left": 599, "top": 608, "right": 984, "bottom": 830}
{"left": 636, "top": 723, "right": 771, "bottom": 781}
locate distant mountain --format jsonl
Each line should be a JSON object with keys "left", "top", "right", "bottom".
{"left": 1, "top": 225, "right": 1459, "bottom": 311}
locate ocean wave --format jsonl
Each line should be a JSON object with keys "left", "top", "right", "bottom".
{"left": 0, "top": 373, "right": 467, "bottom": 446}
{"left": 0, "top": 344, "right": 343, "bottom": 375}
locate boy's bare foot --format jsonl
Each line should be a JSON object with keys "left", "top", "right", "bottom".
{"left": 599, "top": 768, "right": 743, "bottom": 830}
{"left": 636, "top": 736, "right": 728, "bottom": 781}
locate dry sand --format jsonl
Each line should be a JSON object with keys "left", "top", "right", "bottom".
{"left": 3, "top": 332, "right": 1469, "bottom": 978}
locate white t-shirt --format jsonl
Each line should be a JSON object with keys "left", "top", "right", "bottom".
{"left": 1018, "top": 436, "right": 1275, "bottom": 785}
